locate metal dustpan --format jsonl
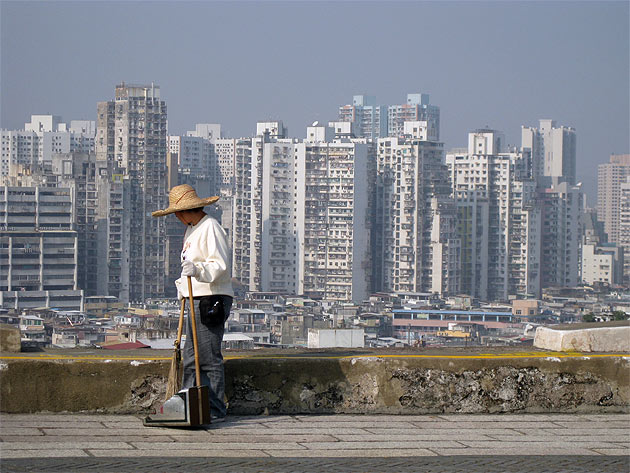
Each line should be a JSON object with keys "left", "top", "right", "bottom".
{"left": 144, "top": 276, "right": 211, "bottom": 427}
{"left": 143, "top": 386, "right": 210, "bottom": 427}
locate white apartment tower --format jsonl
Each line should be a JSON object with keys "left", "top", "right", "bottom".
{"left": 618, "top": 177, "right": 630, "bottom": 283}
{"left": 522, "top": 119, "right": 577, "bottom": 185}
{"left": 1, "top": 115, "right": 95, "bottom": 177}
{"left": 374, "top": 137, "right": 459, "bottom": 296}
{"left": 447, "top": 130, "right": 535, "bottom": 300}
{"left": 232, "top": 124, "right": 374, "bottom": 302}
{"left": 598, "top": 154, "right": 630, "bottom": 245}
{"left": 96, "top": 83, "right": 168, "bottom": 303}
{"left": 388, "top": 94, "right": 440, "bottom": 140}
{"left": 539, "top": 180, "right": 583, "bottom": 289}
{"left": 296, "top": 128, "right": 373, "bottom": 302}
{"left": 338, "top": 95, "right": 387, "bottom": 140}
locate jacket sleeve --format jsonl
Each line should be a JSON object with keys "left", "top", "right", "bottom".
{"left": 194, "top": 219, "right": 231, "bottom": 284}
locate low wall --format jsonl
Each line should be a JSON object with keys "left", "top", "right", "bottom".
{"left": 1, "top": 352, "right": 629, "bottom": 414}
{"left": 534, "top": 322, "right": 630, "bottom": 352}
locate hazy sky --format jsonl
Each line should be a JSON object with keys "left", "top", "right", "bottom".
{"left": 1, "top": 1, "right": 628, "bottom": 203}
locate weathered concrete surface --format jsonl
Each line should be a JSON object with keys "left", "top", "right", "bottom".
{"left": 1, "top": 352, "right": 628, "bottom": 414}
{"left": 226, "top": 356, "right": 630, "bottom": 415}
{"left": 0, "top": 324, "right": 21, "bottom": 353}
{"left": 0, "top": 359, "right": 169, "bottom": 413}
{"left": 534, "top": 323, "right": 630, "bottom": 352}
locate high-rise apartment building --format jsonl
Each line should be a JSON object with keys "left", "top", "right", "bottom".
{"left": 232, "top": 133, "right": 265, "bottom": 291}
{"left": 522, "top": 119, "right": 577, "bottom": 185}
{"left": 374, "top": 137, "right": 459, "bottom": 296}
{"left": 1, "top": 115, "right": 95, "bottom": 177}
{"left": 338, "top": 95, "right": 387, "bottom": 140}
{"left": 619, "top": 177, "right": 630, "bottom": 284}
{"left": 447, "top": 130, "right": 535, "bottom": 300}
{"left": 388, "top": 93, "right": 440, "bottom": 140}
{"left": 231, "top": 123, "right": 374, "bottom": 302}
{"left": 0, "top": 185, "right": 83, "bottom": 310}
{"left": 96, "top": 83, "right": 168, "bottom": 303}
{"left": 296, "top": 128, "right": 373, "bottom": 302}
{"left": 539, "top": 180, "right": 583, "bottom": 289}
{"left": 598, "top": 154, "right": 630, "bottom": 245}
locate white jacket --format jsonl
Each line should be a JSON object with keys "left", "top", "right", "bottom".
{"left": 175, "top": 215, "right": 234, "bottom": 298}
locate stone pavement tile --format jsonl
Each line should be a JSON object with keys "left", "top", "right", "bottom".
{"left": 227, "top": 415, "right": 296, "bottom": 423}
{"left": 365, "top": 428, "right": 526, "bottom": 436}
{"left": 0, "top": 449, "right": 89, "bottom": 459}
{"left": 0, "top": 435, "right": 180, "bottom": 443}
{"left": 207, "top": 427, "right": 370, "bottom": 435}
{"left": 264, "top": 448, "right": 437, "bottom": 457}
{"left": 293, "top": 415, "right": 443, "bottom": 422}
{"left": 1, "top": 420, "right": 105, "bottom": 428}
{"left": 484, "top": 434, "right": 630, "bottom": 442}
{"left": 39, "top": 428, "right": 212, "bottom": 437}
{"left": 130, "top": 441, "right": 307, "bottom": 450}
{"left": 518, "top": 428, "right": 630, "bottom": 436}
{"left": 335, "top": 434, "right": 499, "bottom": 442}
{"left": 298, "top": 441, "right": 465, "bottom": 450}
{"left": 262, "top": 421, "right": 418, "bottom": 429}
{"left": 0, "top": 441, "right": 134, "bottom": 450}
{"left": 0, "top": 428, "right": 43, "bottom": 436}
{"left": 204, "top": 434, "right": 338, "bottom": 443}
{"left": 457, "top": 440, "right": 618, "bottom": 449}
{"left": 591, "top": 448, "right": 630, "bottom": 455}
{"left": 552, "top": 421, "right": 630, "bottom": 429}
{"left": 436, "top": 414, "right": 591, "bottom": 422}
{"left": 428, "top": 446, "right": 603, "bottom": 455}
{"left": 411, "top": 421, "right": 561, "bottom": 429}
{"left": 87, "top": 449, "right": 269, "bottom": 457}
{"left": 1, "top": 414, "right": 135, "bottom": 422}
{"left": 579, "top": 414, "right": 630, "bottom": 422}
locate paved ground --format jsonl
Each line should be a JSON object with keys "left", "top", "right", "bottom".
{"left": 1, "top": 413, "right": 628, "bottom": 472}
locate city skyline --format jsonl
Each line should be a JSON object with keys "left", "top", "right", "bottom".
{"left": 1, "top": 1, "right": 628, "bottom": 205}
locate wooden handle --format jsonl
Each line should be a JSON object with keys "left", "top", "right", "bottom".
{"left": 187, "top": 276, "right": 202, "bottom": 388}
{"left": 175, "top": 297, "right": 185, "bottom": 348}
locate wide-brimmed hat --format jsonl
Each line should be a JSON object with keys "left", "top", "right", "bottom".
{"left": 152, "top": 184, "right": 220, "bottom": 217}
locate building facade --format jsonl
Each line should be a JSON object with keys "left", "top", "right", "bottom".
{"left": 96, "top": 83, "right": 168, "bottom": 303}
{"left": 338, "top": 95, "right": 387, "bottom": 140}
{"left": 374, "top": 137, "right": 459, "bottom": 297}
{"left": 598, "top": 154, "right": 630, "bottom": 245}
{"left": 0, "top": 185, "right": 83, "bottom": 310}
{"left": 387, "top": 93, "right": 440, "bottom": 140}
{"left": 522, "top": 119, "right": 577, "bottom": 185}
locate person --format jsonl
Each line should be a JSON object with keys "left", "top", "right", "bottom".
{"left": 152, "top": 184, "right": 234, "bottom": 422}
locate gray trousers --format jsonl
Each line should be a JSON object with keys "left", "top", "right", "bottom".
{"left": 182, "top": 295, "right": 233, "bottom": 418}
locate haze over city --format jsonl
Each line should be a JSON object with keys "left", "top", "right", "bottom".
{"left": 1, "top": 1, "right": 628, "bottom": 203}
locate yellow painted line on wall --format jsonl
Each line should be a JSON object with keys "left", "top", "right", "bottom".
{"left": 1, "top": 352, "right": 627, "bottom": 362}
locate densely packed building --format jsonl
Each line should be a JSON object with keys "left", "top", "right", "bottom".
{"left": 3, "top": 85, "right": 627, "bottom": 311}
{"left": 96, "top": 83, "right": 168, "bottom": 303}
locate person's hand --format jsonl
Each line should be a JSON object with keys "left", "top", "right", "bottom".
{"left": 181, "top": 260, "right": 198, "bottom": 278}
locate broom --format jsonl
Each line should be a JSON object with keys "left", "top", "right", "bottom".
{"left": 165, "top": 297, "right": 186, "bottom": 400}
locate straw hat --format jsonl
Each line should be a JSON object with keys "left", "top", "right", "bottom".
{"left": 152, "top": 184, "right": 220, "bottom": 217}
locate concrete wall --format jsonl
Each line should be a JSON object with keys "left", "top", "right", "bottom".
{"left": 1, "top": 355, "right": 628, "bottom": 414}
{"left": 534, "top": 324, "right": 630, "bottom": 352}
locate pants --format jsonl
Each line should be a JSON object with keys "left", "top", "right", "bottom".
{"left": 182, "top": 295, "right": 233, "bottom": 418}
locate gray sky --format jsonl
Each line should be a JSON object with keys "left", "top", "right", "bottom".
{"left": 1, "top": 1, "right": 628, "bottom": 204}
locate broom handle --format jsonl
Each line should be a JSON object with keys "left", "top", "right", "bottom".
{"left": 175, "top": 297, "right": 185, "bottom": 348}
{"left": 187, "top": 276, "right": 202, "bottom": 388}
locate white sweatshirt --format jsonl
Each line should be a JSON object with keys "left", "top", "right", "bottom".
{"left": 175, "top": 215, "right": 234, "bottom": 298}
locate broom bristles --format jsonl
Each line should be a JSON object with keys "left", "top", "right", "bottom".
{"left": 165, "top": 347, "right": 182, "bottom": 400}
